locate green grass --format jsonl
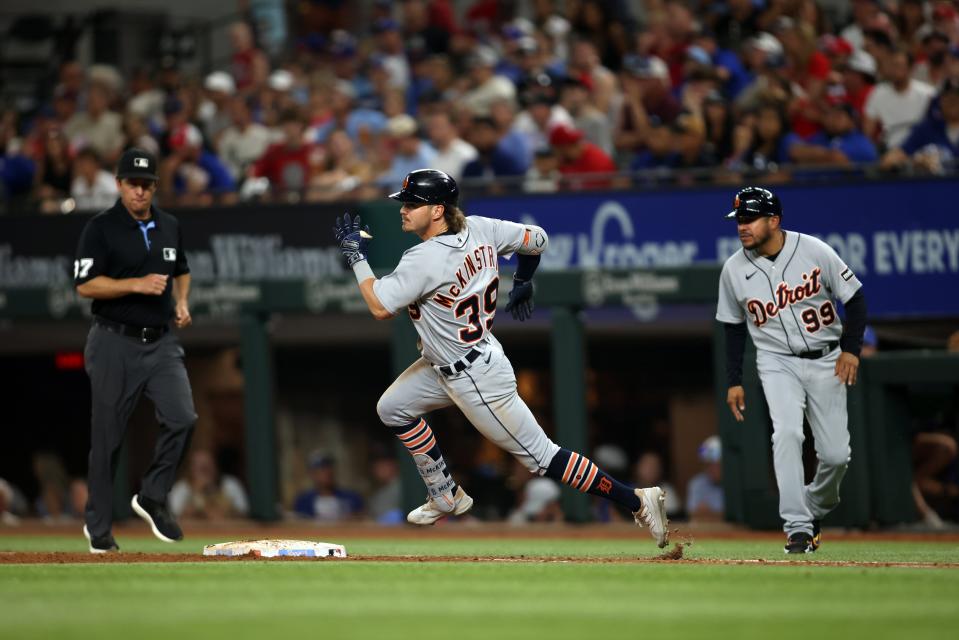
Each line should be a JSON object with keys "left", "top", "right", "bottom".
{"left": 2, "top": 536, "right": 958, "bottom": 640}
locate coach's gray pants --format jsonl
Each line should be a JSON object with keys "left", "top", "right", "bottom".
{"left": 83, "top": 324, "right": 197, "bottom": 537}
{"left": 757, "top": 349, "right": 851, "bottom": 537}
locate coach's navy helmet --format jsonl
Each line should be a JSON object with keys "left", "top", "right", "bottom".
{"left": 726, "top": 186, "right": 782, "bottom": 219}
{"left": 389, "top": 169, "right": 459, "bottom": 207}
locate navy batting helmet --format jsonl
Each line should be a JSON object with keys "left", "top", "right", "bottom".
{"left": 388, "top": 169, "right": 459, "bottom": 207}
{"left": 726, "top": 187, "right": 782, "bottom": 219}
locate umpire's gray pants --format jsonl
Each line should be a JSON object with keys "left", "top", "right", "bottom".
{"left": 83, "top": 324, "right": 197, "bottom": 537}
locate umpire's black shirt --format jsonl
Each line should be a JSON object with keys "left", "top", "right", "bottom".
{"left": 74, "top": 199, "right": 190, "bottom": 327}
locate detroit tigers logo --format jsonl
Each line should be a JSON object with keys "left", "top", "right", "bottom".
{"left": 746, "top": 267, "right": 823, "bottom": 327}
{"left": 597, "top": 477, "right": 613, "bottom": 494}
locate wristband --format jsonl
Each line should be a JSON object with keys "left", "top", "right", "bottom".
{"left": 352, "top": 260, "right": 374, "bottom": 285}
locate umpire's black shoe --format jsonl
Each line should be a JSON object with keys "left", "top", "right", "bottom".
{"left": 131, "top": 494, "right": 183, "bottom": 543}
{"left": 784, "top": 532, "right": 815, "bottom": 554}
{"left": 83, "top": 525, "right": 119, "bottom": 554}
{"left": 811, "top": 520, "right": 822, "bottom": 551}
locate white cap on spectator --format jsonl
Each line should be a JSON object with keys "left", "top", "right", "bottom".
{"left": 204, "top": 71, "right": 236, "bottom": 95}
{"left": 88, "top": 64, "right": 123, "bottom": 94}
{"left": 333, "top": 79, "right": 357, "bottom": 100}
{"left": 518, "top": 478, "right": 561, "bottom": 518}
{"left": 750, "top": 33, "right": 784, "bottom": 57}
{"left": 469, "top": 45, "right": 500, "bottom": 69}
{"left": 387, "top": 114, "right": 417, "bottom": 137}
{"left": 268, "top": 69, "right": 294, "bottom": 92}
{"left": 847, "top": 50, "right": 877, "bottom": 76}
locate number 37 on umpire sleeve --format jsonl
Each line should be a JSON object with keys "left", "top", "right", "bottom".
{"left": 74, "top": 258, "right": 93, "bottom": 279}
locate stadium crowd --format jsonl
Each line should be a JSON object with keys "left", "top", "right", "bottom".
{"left": 2, "top": 0, "right": 959, "bottom": 213}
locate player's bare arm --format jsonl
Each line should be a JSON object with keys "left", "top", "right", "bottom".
{"left": 357, "top": 277, "right": 394, "bottom": 320}
{"left": 173, "top": 273, "right": 192, "bottom": 328}
{"left": 727, "top": 386, "right": 746, "bottom": 422}
{"left": 76, "top": 273, "right": 169, "bottom": 298}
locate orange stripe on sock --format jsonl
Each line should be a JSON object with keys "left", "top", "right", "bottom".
{"left": 570, "top": 458, "right": 591, "bottom": 489}
{"left": 579, "top": 465, "right": 599, "bottom": 493}
{"left": 409, "top": 436, "right": 436, "bottom": 455}
{"left": 405, "top": 428, "right": 434, "bottom": 450}
{"left": 397, "top": 419, "right": 427, "bottom": 440}
{"left": 562, "top": 453, "right": 580, "bottom": 484}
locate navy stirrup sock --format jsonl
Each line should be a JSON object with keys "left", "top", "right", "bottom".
{"left": 545, "top": 448, "right": 642, "bottom": 512}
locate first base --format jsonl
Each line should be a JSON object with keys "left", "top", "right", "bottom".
{"left": 203, "top": 539, "right": 347, "bottom": 558}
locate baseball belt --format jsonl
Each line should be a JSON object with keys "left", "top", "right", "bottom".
{"left": 436, "top": 348, "right": 482, "bottom": 377}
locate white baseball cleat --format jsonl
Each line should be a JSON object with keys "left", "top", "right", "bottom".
{"left": 633, "top": 487, "right": 670, "bottom": 548}
{"left": 407, "top": 486, "right": 474, "bottom": 525}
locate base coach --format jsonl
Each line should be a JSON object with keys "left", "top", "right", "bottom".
{"left": 74, "top": 148, "right": 197, "bottom": 553}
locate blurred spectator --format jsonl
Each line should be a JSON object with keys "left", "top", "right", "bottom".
{"left": 460, "top": 45, "right": 518, "bottom": 117}
{"left": 671, "top": 112, "right": 713, "bottom": 181}
{"left": 567, "top": 39, "right": 618, "bottom": 119}
{"left": 559, "top": 77, "right": 613, "bottom": 157}
{"left": 313, "top": 80, "right": 387, "bottom": 145}
{"left": 713, "top": 0, "right": 763, "bottom": 52}
{"left": 70, "top": 148, "right": 117, "bottom": 212}
{"left": 159, "top": 111, "right": 236, "bottom": 207}
{"left": 367, "top": 453, "right": 402, "bottom": 525}
{"left": 864, "top": 48, "right": 936, "bottom": 150}
{"left": 634, "top": 451, "right": 681, "bottom": 519}
{"left": 126, "top": 66, "right": 166, "bottom": 126}
{"left": 840, "top": 50, "right": 878, "bottom": 117}
{"left": 199, "top": 71, "right": 237, "bottom": 142}
{"left": 309, "top": 129, "right": 375, "bottom": 201}
{"left": 630, "top": 116, "right": 678, "bottom": 178}
{"left": 882, "top": 78, "right": 959, "bottom": 174}
{"left": 840, "top": 0, "right": 884, "bottom": 50}
{"left": 702, "top": 90, "right": 736, "bottom": 164}
{"left": 168, "top": 450, "right": 250, "bottom": 519}
{"left": 0, "top": 477, "right": 27, "bottom": 526}
{"left": 736, "top": 33, "right": 792, "bottom": 114}
{"left": 686, "top": 435, "right": 725, "bottom": 521}
{"left": 549, "top": 123, "right": 617, "bottom": 189}
{"left": 376, "top": 114, "right": 437, "bottom": 187}
{"left": 524, "top": 147, "right": 561, "bottom": 193}
{"left": 122, "top": 112, "right": 160, "bottom": 156}
{"left": 913, "top": 31, "right": 953, "bottom": 89}
{"left": 514, "top": 89, "right": 574, "bottom": 154}
{"left": 33, "top": 127, "right": 73, "bottom": 213}
{"left": 508, "top": 477, "right": 563, "bottom": 524}
{"left": 731, "top": 101, "right": 801, "bottom": 178}
{"left": 861, "top": 327, "right": 957, "bottom": 530}
{"left": 251, "top": 108, "right": 323, "bottom": 202}
{"left": 463, "top": 115, "right": 531, "bottom": 182}
{"left": 622, "top": 55, "right": 681, "bottom": 128}
{"left": 32, "top": 452, "right": 71, "bottom": 521}
{"left": 230, "top": 21, "right": 269, "bottom": 93}
{"left": 372, "top": 19, "right": 411, "bottom": 90}
{"left": 64, "top": 83, "right": 124, "bottom": 165}
{"left": 425, "top": 111, "right": 478, "bottom": 181}
{"left": 293, "top": 452, "right": 363, "bottom": 521}
{"left": 217, "top": 96, "right": 272, "bottom": 182}
{"left": 791, "top": 102, "right": 879, "bottom": 166}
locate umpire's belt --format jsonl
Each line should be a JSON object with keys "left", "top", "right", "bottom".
{"left": 796, "top": 341, "right": 839, "bottom": 360}
{"left": 94, "top": 316, "right": 169, "bottom": 344}
{"left": 436, "top": 348, "right": 482, "bottom": 377}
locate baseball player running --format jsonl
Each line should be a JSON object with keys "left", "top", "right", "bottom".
{"left": 333, "top": 169, "right": 669, "bottom": 547}
{"left": 716, "top": 187, "right": 867, "bottom": 554}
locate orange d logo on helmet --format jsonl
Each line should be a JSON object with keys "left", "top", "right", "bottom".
{"left": 402, "top": 175, "right": 410, "bottom": 189}
{"left": 733, "top": 195, "right": 740, "bottom": 209}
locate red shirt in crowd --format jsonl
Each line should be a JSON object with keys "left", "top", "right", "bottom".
{"left": 252, "top": 143, "right": 323, "bottom": 194}
{"left": 560, "top": 143, "right": 617, "bottom": 189}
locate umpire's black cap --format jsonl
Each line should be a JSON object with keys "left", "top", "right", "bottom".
{"left": 726, "top": 186, "right": 782, "bottom": 219}
{"left": 116, "top": 147, "right": 159, "bottom": 181}
{"left": 389, "top": 169, "right": 459, "bottom": 207}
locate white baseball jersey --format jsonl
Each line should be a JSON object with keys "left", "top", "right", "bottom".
{"left": 373, "top": 216, "right": 545, "bottom": 366}
{"left": 716, "top": 231, "right": 862, "bottom": 355}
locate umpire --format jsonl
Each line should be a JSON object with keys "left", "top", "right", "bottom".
{"left": 74, "top": 148, "right": 197, "bottom": 553}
